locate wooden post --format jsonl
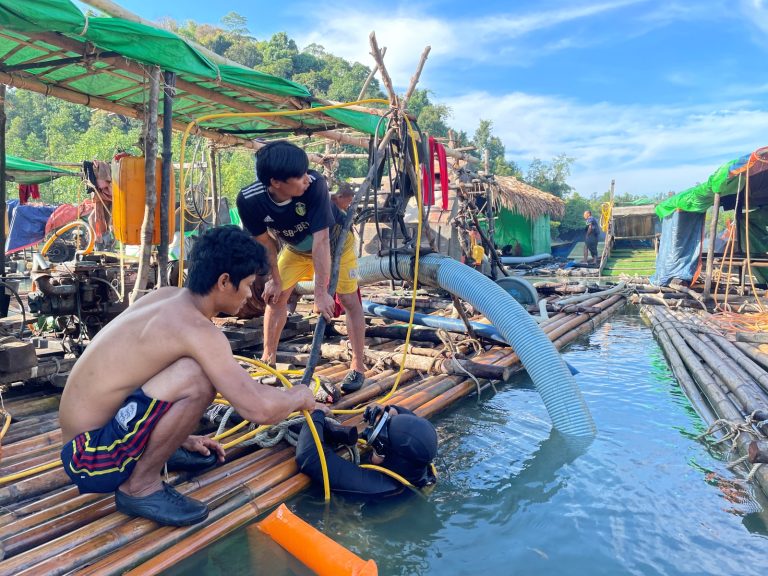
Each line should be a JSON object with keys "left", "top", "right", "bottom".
{"left": 483, "top": 149, "right": 489, "bottom": 174}
{"left": 369, "top": 32, "right": 398, "bottom": 108}
{"left": 158, "top": 71, "right": 175, "bottom": 287}
{"left": 207, "top": 145, "right": 219, "bottom": 226}
{"left": 357, "top": 47, "right": 386, "bottom": 100}
{"left": 486, "top": 182, "right": 497, "bottom": 279}
{"left": 402, "top": 46, "right": 431, "bottom": 107}
{"left": 130, "top": 66, "right": 160, "bottom": 304}
{"left": 703, "top": 193, "right": 721, "bottom": 297}
{"left": 0, "top": 85, "right": 6, "bottom": 288}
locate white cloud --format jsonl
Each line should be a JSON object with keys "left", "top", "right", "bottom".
{"left": 444, "top": 91, "right": 768, "bottom": 196}
{"left": 294, "top": 1, "right": 645, "bottom": 84}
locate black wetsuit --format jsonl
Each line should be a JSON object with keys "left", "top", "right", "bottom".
{"left": 295, "top": 408, "right": 417, "bottom": 498}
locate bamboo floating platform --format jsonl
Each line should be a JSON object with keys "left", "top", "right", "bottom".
{"left": 0, "top": 285, "right": 627, "bottom": 575}
{"left": 641, "top": 305, "right": 768, "bottom": 497}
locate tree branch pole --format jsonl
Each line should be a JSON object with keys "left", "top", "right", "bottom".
{"left": 158, "top": 71, "right": 175, "bottom": 288}
{"left": 207, "top": 145, "right": 219, "bottom": 226}
{"left": 0, "top": 85, "right": 6, "bottom": 288}
{"left": 402, "top": 46, "right": 431, "bottom": 107}
{"left": 703, "top": 193, "right": 721, "bottom": 298}
{"left": 300, "top": 127, "right": 397, "bottom": 386}
{"left": 130, "top": 66, "right": 160, "bottom": 304}
{"left": 357, "top": 46, "right": 386, "bottom": 100}
{"left": 369, "top": 32, "right": 398, "bottom": 108}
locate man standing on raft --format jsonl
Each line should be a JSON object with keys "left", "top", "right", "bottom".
{"left": 59, "top": 226, "right": 317, "bottom": 526}
{"left": 236, "top": 141, "right": 368, "bottom": 394}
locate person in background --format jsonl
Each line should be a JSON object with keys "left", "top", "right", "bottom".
{"left": 583, "top": 210, "right": 600, "bottom": 265}
{"left": 331, "top": 181, "right": 356, "bottom": 212}
{"left": 236, "top": 141, "right": 368, "bottom": 394}
{"left": 295, "top": 404, "right": 438, "bottom": 497}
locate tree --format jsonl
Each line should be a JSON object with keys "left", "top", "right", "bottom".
{"left": 558, "top": 192, "right": 593, "bottom": 239}
{"left": 220, "top": 12, "right": 249, "bottom": 36}
{"left": 525, "top": 154, "right": 574, "bottom": 198}
{"left": 472, "top": 119, "right": 521, "bottom": 177}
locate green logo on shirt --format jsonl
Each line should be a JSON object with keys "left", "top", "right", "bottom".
{"left": 295, "top": 202, "right": 306, "bottom": 216}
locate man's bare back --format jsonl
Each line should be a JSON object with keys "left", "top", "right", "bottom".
{"left": 60, "top": 287, "right": 224, "bottom": 441}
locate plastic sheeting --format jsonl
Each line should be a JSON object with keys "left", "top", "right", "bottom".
{"left": 650, "top": 211, "right": 705, "bottom": 286}
{"left": 5, "top": 200, "right": 56, "bottom": 254}
{"left": 484, "top": 210, "right": 551, "bottom": 256}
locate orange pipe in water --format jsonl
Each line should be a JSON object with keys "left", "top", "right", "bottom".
{"left": 258, "top": 504, "right": 377, "bottom": 576}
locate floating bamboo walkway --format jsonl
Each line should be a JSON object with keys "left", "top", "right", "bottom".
{"left": 642, "top": 305, "right": 768, "bottom": 497}
{"left": 0, "top": 285, "right": 627, "bottom": 575}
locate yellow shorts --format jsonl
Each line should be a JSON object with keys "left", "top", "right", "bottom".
{"left": 278, "top": 233, "right": 359, "bottom": 294}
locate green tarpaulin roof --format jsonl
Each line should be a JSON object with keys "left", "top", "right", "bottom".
{"left": 0, "top": 0, "right": 385, "bottom": 142}
{"left": 6, "top": 154, "right": 78, "bottom": 184}
{"left": 655, "top": 158, "right": 739, "bottom": 220}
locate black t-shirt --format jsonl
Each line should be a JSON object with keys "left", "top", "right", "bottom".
{"left": 236, "top": 169, "right": 344, "bottom": 253}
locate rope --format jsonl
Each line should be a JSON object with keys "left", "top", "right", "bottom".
{"left": 697, "top": 418, "right": 756, "bottom": 447}
{"left": 697, "top": 416, "right": 768, "bottom": 484}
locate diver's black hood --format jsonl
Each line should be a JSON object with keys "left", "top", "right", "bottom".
{"left": 384, "top": 414, "right": 438, "bottom": 487}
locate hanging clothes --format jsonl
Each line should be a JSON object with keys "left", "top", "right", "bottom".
{"left": 18, "top": 184, "right": 40, "bottom": 205}
{"left": 422, "top": 137, "right": 449, "bottom": 210}
{"left": 83, "top": 159, "right": 113, "bottom": 240}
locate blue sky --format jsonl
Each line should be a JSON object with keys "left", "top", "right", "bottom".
{"left": 76, "top": 0, "right": 768, "bottom": 198}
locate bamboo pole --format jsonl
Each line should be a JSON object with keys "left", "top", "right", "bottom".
{"left": 0, "top": 84, "right": 5, "bottom": 283}
{"left": 369, "top": 32, "right": 398, "bottom": 108}
{"left": 642, "top": 305, "right": 768, "bottom": 496}
{"left": 703, "top": 193, "right": 721, "bottom": 297}
{"left": 319, "top": 343, "right": 511, "bottom": 380}
{"left": 0, "top": 429, "right": 60, "bottom": 460}
{"left": 2, "top": 396, "right": 60, "bottom": 420}
{"left": 665, "top": 314, "right": 768, "bottom": 411}
{"left": 357, "top": 46, "right": 386, "bottom": 100}
{"left": 641, "top": 306, "right": 718, "bottom": 423}
{"left": 158, "top": 71, "right": 175, "bottom": 287}
{"left": 102, "top": 473, "right": 312, "bottom": 576}
{"left": 130, "top": 65, "right": 160, "bottom": 303}
{"left": 735, "top": 342, "right": 768, "bottom": 373}
{"left": 402, "top": 46, "right": 431, "bottom": 107}
{"left": 208, "top": 145, "right": 219, "bottom": 226}
{"left": 0, "top": 447, "right": 297, "bottom": 573}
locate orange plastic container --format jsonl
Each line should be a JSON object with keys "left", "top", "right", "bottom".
{"left": 112, "top": 156, "right": 175, "bottom": 245}
{"left": 258, "top": 504, "right": 378, "bottom": 576}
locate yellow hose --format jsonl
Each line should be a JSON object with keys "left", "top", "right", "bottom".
{"left": 599, "top": 202, "right": 612, "bottom": 233}
{"left": 359, "top": 463, "right": 414, "bottom": 488}
{"left": 41, "top": 220, "right": 96, "bottom": 257}
{"left": 233, "top": 356, "right": 331, "bottom": 501}
{"left": 0, "top": 460, "right": 61, "bottom": 485}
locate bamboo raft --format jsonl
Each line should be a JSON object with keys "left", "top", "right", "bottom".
{"left": 641, "top": 305, "right": 768, "bottom": 497}
{"left": 0, "top": 285, "right": 627, "bottom": 575}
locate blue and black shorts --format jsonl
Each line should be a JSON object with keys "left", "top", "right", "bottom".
{"left": 60, "top": 388, "right": 172, "bottom": 493}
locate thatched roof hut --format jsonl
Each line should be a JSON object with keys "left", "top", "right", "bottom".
{"left": 493, "top": 176, "right": 565, "bottom": 220}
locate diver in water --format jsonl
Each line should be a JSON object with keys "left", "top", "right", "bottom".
{"left": 295, "top": 404, "right": 438, "bottom": 497}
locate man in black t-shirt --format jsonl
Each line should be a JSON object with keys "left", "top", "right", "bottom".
{"left": 236, "top": 141, "right": 367, "bottom": 393}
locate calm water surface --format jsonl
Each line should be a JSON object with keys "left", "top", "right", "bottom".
{"left": 166, "top": 310, "right": 768, "bottom": 575}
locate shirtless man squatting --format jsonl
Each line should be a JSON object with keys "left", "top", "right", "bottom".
{"left": 59, "top": 226, "right": 318, "bottom": 526}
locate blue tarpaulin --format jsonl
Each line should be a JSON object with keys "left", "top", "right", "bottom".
{"left": 650, "top": 210, "right": 705, "bottom": 286}
{"left": 5, "top": 200, "right": 56, "bottom": 254}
